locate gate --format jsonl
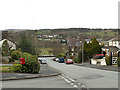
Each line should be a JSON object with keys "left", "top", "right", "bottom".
{"left": 112, "top": 57, "right": 117, "bottom": 65}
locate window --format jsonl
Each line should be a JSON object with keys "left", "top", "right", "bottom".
{"left": 72, "top": 48, "right": 74, "bottom": 51}
{"left": 71, "top": 53, "right": 74, "bottom": 56}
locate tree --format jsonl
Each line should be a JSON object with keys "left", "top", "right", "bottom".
{"left": 91, "top": 37, "right": 102, "bottom": 56}
{"left": 2, "top": 40, "right": 10, "bottom": 56}
{"left": 78, "top": 50, "right": 82, "bottom": 63}
{"left": 18, "top": 33, "right": 35, "bottom": 55}
{"left": 82, "top": 37, "right": 102, "bottom": 61}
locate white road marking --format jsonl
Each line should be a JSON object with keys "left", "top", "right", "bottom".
{"left": 82, "top": 85, "right": 86, "bottom": 88}
{"left": 59, "top": 75, "right": 78, "bottom": 88}
{"left": 73, "top": 85, "right": 77, "bottom": 88}
{"left": 60, "top": 75, "right": 71, "bottom": 83}
{"left": 70, "top": 83, "right": 74, "bottom": 85}
{"left": 67, "top": 77, "right": 75, "bottom": 82}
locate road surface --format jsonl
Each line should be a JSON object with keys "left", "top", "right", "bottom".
{"left": 1, "top": 57, "right": 119, "bottom": 89}
{"left": 46, "top": 58, "right": 118, "bottom": 88}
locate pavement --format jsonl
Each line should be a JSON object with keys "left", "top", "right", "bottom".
{"left": 0, "top": 64, "right": 13, "bottom": 66}
{"left": 1, "top": 64, "right": 61, "bottom": 81}
{"left": 73, "top": 63, "right": 120, "bottom": 72}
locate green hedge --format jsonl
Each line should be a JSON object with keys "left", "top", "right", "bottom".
{"left": 105, "top": 55, "right": 112, "bottom": 65}
{"left": 12, "top": 64, "right": 22, "bottom": 72}
{"left": 117, "top": 57, "right": 120, "bottom": 66}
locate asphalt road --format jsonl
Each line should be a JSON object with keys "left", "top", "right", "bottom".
{"left": 1, "top": 57, "right": 119, "bottom": 89}
{"left": 2, "top": 76, "right": 75, "bottom": 88}
{"left": 46, "top": 58, "right": 118, "bottom": 88}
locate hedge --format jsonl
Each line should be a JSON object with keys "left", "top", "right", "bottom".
{"left": 105, "top": 55, "right": 112, "bottom": 65}
{"left": 117, "top": 57, "right": 120, "bottom": 66}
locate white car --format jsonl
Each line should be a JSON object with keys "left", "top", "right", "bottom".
{"left": 55, "top": 58, "right": 59, "bottom": 62}
{"left": 39, "top": 59, "right": 47, "bottom": 64}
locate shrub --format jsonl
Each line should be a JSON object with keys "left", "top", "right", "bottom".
{"left": 21, "top": 52, "right": 40, "bottom": 74}
{"left": 8, "top": 57, "right": 15, "bottom": 62}
{"left": 74, "top": 58, "right": 79, "bottom": 63}
{"left": 11, "top": 50, "right": 22, "bottom": 60}
{"left": 12, "top": 64, "right": 22, "bottom": 72}
{"left": 58, "top": 53, "right": 65, "bottom": 57}
{"left": 13, "top": 60, "right": 20, "bottom": 64}
{"left": 117, "top": 57, "right": 120, "bottom": 66}
{"left": 105, "top": 55, "right": 112, "bottom": 65}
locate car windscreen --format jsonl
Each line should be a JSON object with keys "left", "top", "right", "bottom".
{"left": 67, "top": 59, "right": 72, "bottom": 61}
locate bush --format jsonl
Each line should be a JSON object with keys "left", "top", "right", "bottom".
{"left": 58, "top": 53, "right": 65, "bottom": 57}
{"left": 74, "top": 58, "right": 80, "bottom": 63}
{"left": 12, "top": 64, "right": 27, "bottom": 73}
{"left": 117, "top": 57, "right": 120, "bottom": 66}
{"left": 11, "top": 50, "right": 22, "bottom": 60}
{"left": 8, "top": 57, "right": 15, "bottom": 62}
{"left": 12, "top": 64, "right": 22, "bottom": 72}
{"left": 21, "top": 52, "right": 40, "bottom": 74}
{"left": 105, "top": 55, "right": 112, "bottom": 65}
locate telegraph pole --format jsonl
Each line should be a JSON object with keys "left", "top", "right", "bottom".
{"left": 82, "top": 39, "right": 84, "bottom": 63}
{"left": 35, "top": 30, "right": 38, "bottom": 61}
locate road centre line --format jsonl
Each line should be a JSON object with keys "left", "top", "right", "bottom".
{"left": 59, "top": 75, "right": 78, "bottom": 88}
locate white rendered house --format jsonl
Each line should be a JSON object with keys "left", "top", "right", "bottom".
{"left": 108, "top": 37, "right": 120, "bottom": 49}
{"left": 0, "top": 39, "right": 16, "bottom": 51}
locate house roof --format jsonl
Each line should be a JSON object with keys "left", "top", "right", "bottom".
{"left": 85, "top": 39, "right": 91, "bottom": 42}
{"left": 0, "top": 39, "right": 15, "bottom": 48}
{"left": 109, "top": 37, "right": 120, "bottom": 41}
{"left": 67, "top": 38, "right": 82, "bottom": 47}
{"left": 102, "top": 46, "right": 119, "bottom": 49}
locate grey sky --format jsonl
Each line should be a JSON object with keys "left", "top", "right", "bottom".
{"left": 0, "top": 0, "right": 119, "bottom": 30}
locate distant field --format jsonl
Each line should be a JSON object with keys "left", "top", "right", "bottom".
{"left": 38, "top": 48, "right": 53, "bottom": 55}
{"left": 39, "top": 48, "right": 53, "bottom": 51}
{"left": 39, "top": 51, "right": 53, "bottom": 55}
{"left": 79, "top": 31, "right": 118, "bottom": 37}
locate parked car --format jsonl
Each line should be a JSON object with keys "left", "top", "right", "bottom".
{"left": 55, "top": 58, "right": 59, "bottom": 62}
{"left": 59, "top": 57, "right": 64, "bottom": 63}
{"left": 65, "top": 59, "right": 73, "bottom": 64}
{"left": 93, "top": 54, "right": 104, "bottom": 59}
{"left": 53, "top": 58, "right": 56, "bottom": 61}
{"left": 39, "top": 59, "right": 47, "bottom": 64}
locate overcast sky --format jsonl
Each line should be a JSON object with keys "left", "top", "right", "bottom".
{"left": 0, "top": 0, "right": 119, "bottom": 30}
